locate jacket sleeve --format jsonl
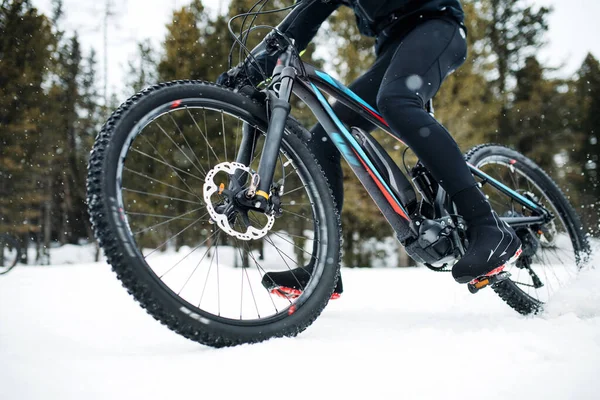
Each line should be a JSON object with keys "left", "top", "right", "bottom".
{"left": 277, "top": 0, "right": 342, "bottom": 52}
{"left": 229, "top": 1, "right": 342, "bottom": 88}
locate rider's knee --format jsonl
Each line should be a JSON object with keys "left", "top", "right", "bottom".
{"left": 377, "top": 79, "right": 427, "bottom": 134}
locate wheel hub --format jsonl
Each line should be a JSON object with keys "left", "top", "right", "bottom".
{"left": 203, "top": 162, "right": 274, "bottom": 241}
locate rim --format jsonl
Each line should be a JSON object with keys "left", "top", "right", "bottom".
{"left": 476, "top": 156, "right": 580, "bottom": 304}
{"left": 113, "top": 100, "right": 328, "bottom": 324}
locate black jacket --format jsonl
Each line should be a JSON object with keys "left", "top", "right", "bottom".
{"left": 220, "top": 0, "right": 464, "bottom": 88}
{"left": 279, "top": 0, "right": 464, "bottom": 51}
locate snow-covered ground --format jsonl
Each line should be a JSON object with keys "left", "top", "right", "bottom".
{"left": 2, "top": 247, "right": 600, "bottom": 400}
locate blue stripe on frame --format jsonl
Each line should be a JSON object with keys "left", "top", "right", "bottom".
{"left": 309, "top": 82, "right": 408, "bottom": 215}
{"left": 469, "top": 165, "right": 539, "bottom": 210}
{"left": 315, "top": 70, "right": 381, "bottom": 116}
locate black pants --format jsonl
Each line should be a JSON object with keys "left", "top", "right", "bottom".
{"left": 307, "top": 17, "right": 473, "bottom": 210}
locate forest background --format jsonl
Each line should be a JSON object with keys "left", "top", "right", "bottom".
{"left": 1, "top": 0, "right": 599, "bottom": 266}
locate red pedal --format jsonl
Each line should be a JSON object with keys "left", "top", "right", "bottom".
{"left": 270, "top": 287, "right": 302, "bottom": 300}
{"left": 270, "top": 287, "right": 341, "bottom": 300}
{"left": 469, "top": 247, "right": 523, "bottom": 285}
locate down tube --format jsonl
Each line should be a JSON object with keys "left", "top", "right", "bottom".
{"left": 293, "top": 81, "right": 415, "bottom": 242}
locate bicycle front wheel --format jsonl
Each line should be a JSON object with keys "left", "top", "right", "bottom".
{"left": 87, "top": 81, "right": 341, "bottom": 347}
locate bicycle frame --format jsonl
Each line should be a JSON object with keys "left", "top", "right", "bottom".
{"left": 238, "top": 43, "right": 552, "bottom": 264}
{"left": 293, "top": 64, "right": 416, "bottom": 242}
{"left": 292, "top": 63, "right": 550, "bottom": 235}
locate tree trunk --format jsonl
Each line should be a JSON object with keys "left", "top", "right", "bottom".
{"left": 43, "top": 176, "right": 52, "bottom": 265}
{"left": 342, "top": 229, "right": 354, "bottom": 268}
{"left": 19, "top": 233, "right": 28, "bottom": 265}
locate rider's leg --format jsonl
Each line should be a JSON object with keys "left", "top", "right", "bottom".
{"left": 262, "top": 48, "right": 398, "bottom": 298}
{"left": 376, "top": 18, "right": 521, "bottom": 283}
{"left": 307, "top": 42, "right": 409, "bottom": 210}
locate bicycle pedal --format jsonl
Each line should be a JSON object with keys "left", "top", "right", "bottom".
{"left": 270, "top": 287, "right": 302, "bottom": 300}
{"left": 467, "top": 271, "right": 511, "bottom": 294}
{"left": 270, "top": 286, "right": 341, "bottom": 300}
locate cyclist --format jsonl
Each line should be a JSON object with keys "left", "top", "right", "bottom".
{"left": 217, "top": 0, "right": 521, "bottom": 298}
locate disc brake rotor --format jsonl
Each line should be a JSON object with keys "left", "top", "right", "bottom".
{"left": 203, "top": 162, "right": 274, "bottom": 241}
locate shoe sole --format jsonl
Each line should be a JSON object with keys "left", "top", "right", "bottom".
{"left": 468, "top": 246, "right": 523, "bottom": 285}
{"left": 270, "top": 287, "right": 341, "bottom": 300}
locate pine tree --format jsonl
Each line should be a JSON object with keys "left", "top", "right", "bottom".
{"left": 568, "top": 54, "right": 600, "bottom": 234}
{"left": 435, "top": 0, "right": 500, "bottom": 151}
{"left": 0, "top": 0, "right": 55, "bottom": 259}
{"left": 127, "top": 40, "right": 158, "bottom": 93}
{"left": 508, "top": 56, "right": 570, "bottom": 171}
{"left": 323, "top": 5, "right": 375, "bottom": 83}
{"left": 157, "top": 1, "right": 208, "bottom": 81}
{"left": 484, "top": 0, "right": 551, "bottom": 141}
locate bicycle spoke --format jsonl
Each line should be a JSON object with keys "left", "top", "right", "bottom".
{"left": 233, "top": 232, "right": 283, "bottom": 312}
{"left": 126, "top": 211, "right": 197, "bottom": 221}
{"left": 539, "top": 248, "right": 564, "bottom": 288}
{"left": 123, "top": 188, "right": 203, "bottom": 206}
{"left": 124, "top": 167, "right": 199, "bottom": 198}
{"left": 283, "top": 165, "right": 298, "bottom": 180}
{"left": 232, "top": 235, "right": 264, "bottom": 319}
{"left": 249, "top": 135, "right": 264, "bottom": 168}
{"left": 276, "top": 230, "right": 315, "bottom": 241}
{"left": 237, "top": 219, "right": 300, "bottom": 300}
{"left": 157, "top": 121, "right": 206, "bottom": 178}
{"left": 282, "top": 209, "right": 314, "bottom": 223}
{"left": 265, "top": 234, "right": 303, "bottom": 268}
{"left": 168, "top": 112, "right": 209, "bottom": 177}
{"left": 139, "top": 135, "right": 205, "bottom": 202}
{"left": 243, "top": 262, "right": 261, "bottom": 318}
{"left": 186, "top": 107, "right": 222, "bottom": 164}
{"left": 143, "top": 214, "right": 207, "bottom": 259}
{"left": 130, "top": 147, "right": 205, "bottom": 182}
{"left": 282, "top": 184, "right": 308, "bottom": 196}
{"left": 269, "top": 229, "right": 317, "bottom": 259}
{"left": 234, "top": 119, "right": 241, "bottom": 162}
{"left": 215, "top": 234, "right": 221, "bottom": 316}
{"left": 158, "top": 232, "right": 216, "bottom": 285}
{"left": 199, "top": 232, "right": 221, "bottom": 308}
{"left": 221, "top": 110, "right": 228, "bottom": 161}
{"left": 163, "top": 230, "right": 219, "bottom": 281}
{"left": 133, "top": 208, "right": 206, "bottom": 235}
{"left": 247, "top": 214, "right": 316, "bottom": 261}
{"left": 239, "top": 244, "right": 245, "bottom": 318}
{"left": 539, "top": 256, "right": 553, "bottom": 302}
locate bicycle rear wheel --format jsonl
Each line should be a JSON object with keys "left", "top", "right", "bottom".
{"left": 87, "top": 81, "right": 341, "bottom": 347}
{"left": 465, "top": 144, "right": 590, "bottom": 315}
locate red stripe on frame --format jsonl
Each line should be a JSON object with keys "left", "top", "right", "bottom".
{"left": 353, "top": 150, "right": 409, "bottom": 220}
{"left": 362, "top": 106, "right": 409, "bottom": 146}
{"left": 363, "top": 105, "right": 389, "bottom": 127}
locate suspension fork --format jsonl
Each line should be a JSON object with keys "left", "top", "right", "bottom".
{"left": 233, "top": 122, "right": 259, "bottom": 185}
{"left": 248, "top": 65, "right": 296, "bottom": 205}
